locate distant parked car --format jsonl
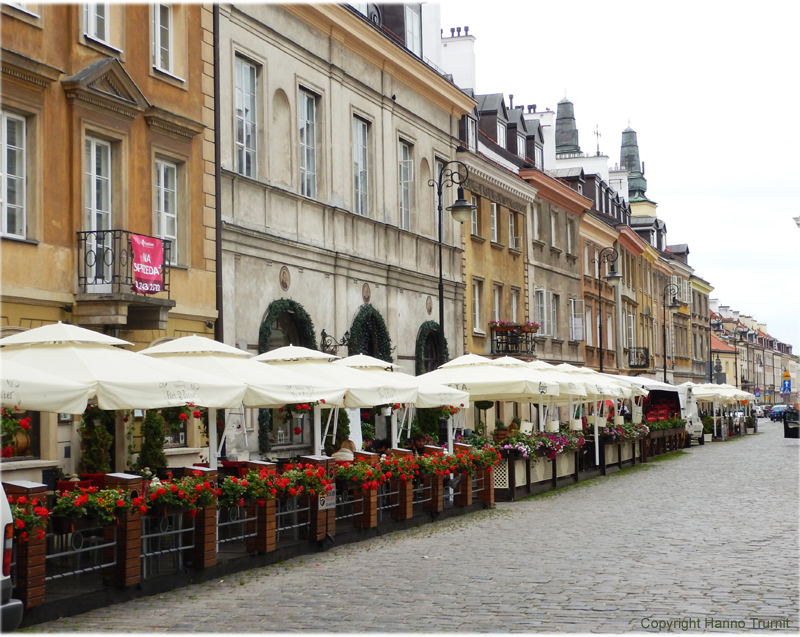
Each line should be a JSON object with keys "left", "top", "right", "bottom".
{"left": 754, "top": 406, "right": 765, "bottom": 418}
{"left": 770, "top": 405, "right": 788, "bottom": 421}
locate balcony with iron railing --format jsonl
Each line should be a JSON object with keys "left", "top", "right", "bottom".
{"left": 73, "top": 229, "right": 175, "bottom": 330}
{"left": 490, "top": 326, "right": 537, "bottom": 357}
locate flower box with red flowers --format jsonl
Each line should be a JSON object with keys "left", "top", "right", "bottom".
{"left": 262, "top": 462, "right": 333, "bottom": 500}
{"left": 333, "top": 460, "right": 385, "bottom": 491}
{"left": 7, "top": 493, "right": 49, "bottom": 542}
{"left": 140, "top": 470, "right": 217, "bottom": 517}
{"left": 51, "top": 486, "right": 132, "bottom": 528}
{"left": 378, "top": 454, "right": 419, "bottom": 483}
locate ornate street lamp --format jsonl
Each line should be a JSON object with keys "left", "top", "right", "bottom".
{"left": 428, "top": 160, "right": 475, "bottom": 367}
{"left": 661, "top": 282, "right": 681, "bottom": 383}
{"left": 591, "top": 247, "right": 621, "bottom": 373}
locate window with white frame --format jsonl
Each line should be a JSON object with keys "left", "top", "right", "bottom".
{"left": 566, "top": 219, "right": 574, "bottom": 254}
{"left": 84, "top": 3, "right": 109, "bottom": 42}
{"left": 234, "top": 56, "right": 257, "bottom": 178}
{"left": 153, "top": 4, "right": 172, "bottom": 73}
{"left": 470, "top": 196, "right": 478, "bottom": 236}
{"left": 490, "top": 202, "right": 498, "bottom": 242}
{"left": 585, "top": 305, "right": 593, "bottom": 346}
{"left": 532, "top": 202, "right": 540, "bottom": 241}
{"left": 492, "top": 284, "right": 501, "bottom": 322}
{"left": 626, "top": 312, "right": 635, "bottom": 350}
{"left": 467, "top": 117, "right": 477, "bottom": 152}
{"left": 85, "top": 136, "right": 112, "bottom": 281}
{"left": 299, "top": 88, "right": 317, "bottom": 198}
{"left": 497, "top": 122, "right": 506, "bottom": 147}
{"left": 1, "top": 111, "right": 26, "bottom": 238}
{"left": 550, "top": 293, "right": 559, "bottom": 339}
{"left": 508, "top": 211, "right": 516, "bottom": 248}
{"left": 607, "top": 312, "right": 613, "bottom": 350}
{"left": 352, "top": 116, "right": 368, "bottom": 216}
{"left": 511, "top": 289, "right": 519, "bottom": 323}
{"left": 583, "top": 242, "right": 590, "bottom": 275}
{"left": 404, "top": 4, "right": 421, "bottom": 56}
{"left": 154, "top": 159, "right": 178, "bottom": 264}
{"left": 534, "top": 145, "right": 543, "bottom": 169}
{"left": 534, "top": 289, "right": 547, "bottom": 336}
{"left": 517, "top": 133, "right": 526, "bottom": 158}
{"left": 569, "top": 298, "right": 584, "bottom": 341}
{"left": 472, "top": 279, "right": 483, "bottom": 330}
{"left": 398, "top": 140, "right": 412, "bottom": 230}
{"left": 550, "top": 212, "right": 557, "bottom": 247}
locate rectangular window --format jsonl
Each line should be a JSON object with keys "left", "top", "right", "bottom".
{"left": 517, "top": 133, "right": 526, "bottom": 158}
{"left": 534, "top": 145, "right": 543, "bottom": 169}
{"left": 626, "top": 312, "right": 635, "bottom": 350}
{"left": 569, "top": 299, "right": 584, "bottom": 341}
{"left": 497, "top": 123, "right": 506, "bottom": 147}
{"left": 550, "top": 212, "right": 557, "bottom": 247}
{"left": 566, "top": 219, "right": 574, "bottom": 254}
{"left": 492, "top": 284, "right": 501, "bottom": 322}
{"left": 533, "top": 203, "right": 540, "bottom": 241}
{"left": 509, "top": 212, "right": 517, "bottom": 249}
{"left": 535, "top": 289, "right": 547, "bottom": 336}
{"left": 404, "top": 4, "right": 421, "bottom": 56}
{"left": 585, "top": 305, "right": 593, "bottom": 346}
{"left": 607, "top": 312, "right": 613, "bottom": 350}
{"left": 490, "top": 202, "right": 498, "bottom": 242}
{"left": 467, "top": 118, "right": 477, "bottom": 152}
{"left": 583, "top": 242, "right": 590, "bottom": 275}
{"left": 234, "top": 56, "right": 257, "bottom": 178}
{"left": 299, "top": 89, "right": 317, "bottom": 198}
{"left": 470, "top": 196, "right": 478, "bottom": 236}
{"left": 84, "top": 3, "right": 108, "bottom": 42}
{"left": 550, "top": 293, "right": 559, "bottom": 340}
{"left": 398, "top": 140, "right": 412, "bottom": 230}
{"left": 352, "top": 117, "right": 368, "bottom": 216}
{"left": 511, "top": 289, "right": 519, "bottom": 324}
{"left": 1, "top": 111, "right": 26, "bottom": 238}
{"left": 154, "top": 159, "right": 178, "bottom": 264}
{"left": 472, "top": 279, "right": 482, "bottom": 331}
{"left": 153, "top": 4, "right": 172, "bottom": 72}
{"left": 85, "top": 136, "right": 112, "bottom": 281}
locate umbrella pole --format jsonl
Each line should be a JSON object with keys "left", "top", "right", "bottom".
{"left": 313, "top": 405, "right": 322, "bottom": 456}
{"left": 208, "top": 408, "right": 218, "bottom": 470}
{"left": 538, "top": 395, "right": 544, "bottom": 432}
{"left": 391, "top": 411, "right": 398, "bottom": 450}
{"left": 593, "top": 402, "right": 599, "bottom": 466}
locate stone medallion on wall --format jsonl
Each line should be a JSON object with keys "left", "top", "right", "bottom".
{"left": 362, "top": 282, "right": 371, "bottom": 304}
{"left": 426, "top": 296, "right": 432, "bottom": 315}
{"left": 279, "top": 266, "right": 290, "bottom": 291}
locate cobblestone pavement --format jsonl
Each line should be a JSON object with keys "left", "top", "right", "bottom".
{"left": 27, "top": 419, "right": 799, "bottom": 633}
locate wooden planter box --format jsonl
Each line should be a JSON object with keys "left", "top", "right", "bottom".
{"left": 453, "top": 471, "right": 473, "bottom": 507}
{"left": 476, "top": 467, "right": 495, "bottom": 507}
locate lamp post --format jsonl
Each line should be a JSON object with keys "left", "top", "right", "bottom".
{"left": 428, "top": 160, "right": 475, "bottom": 367}
{"left": 731, "top": 327, "right": 740, "bottom": 389}
{"left": 758, "top": 359, "right": 764, "bottom": 404}
{"left": 591, "top": 247, "right": 621, "bottom": 373}
{"left": 661, "top": 282, "right": 681, "bottom": 383}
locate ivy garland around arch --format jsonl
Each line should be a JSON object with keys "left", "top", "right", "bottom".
{"left": 257, "top": 298, "right": 317, "bottom": 454}
{"left": 348, "top": 304, "right": 394, "bottom": 363}
{"left": 415, "top": 320, "right": 449, "bottom": 375}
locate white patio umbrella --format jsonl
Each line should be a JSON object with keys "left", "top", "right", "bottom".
{"left": 254, "top": 346, "right": 419, "bottom": 454}
{"left": 0, "top": 357, "right": 92, "bottom": 414}
{"left": 140, "top": 335, "right": 350, "bottom": 467}
{"left": 334, "top": 354, "right": 470, "bottom": 450}
{"left": 0, "top": 324, "right": 246, "bottom": 410}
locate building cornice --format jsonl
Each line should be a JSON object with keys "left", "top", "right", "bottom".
{"left": 690, "top": 276, "right": 714, "bottom": 294}
{"left": 1, "top": 48, "right": 63, "bottom": 89}
{"left": 462, "top": 153, "right": 537, "bottom": 214}
{"left": 616, "top": 225, "right": 646, "bottom": 256}
{"left": 519, "top": 168, "right": 592, "bottom": 215}
{"left": 282, "top": 4, "right": 476, "bottom": 118}
{"left": 144, "top": 106, "right": 205, "bottom": 140}
{"left": 580, "top": 212, "right": 619, "bottom": 245}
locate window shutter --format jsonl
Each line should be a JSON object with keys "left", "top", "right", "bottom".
{"left": 550, "top": 292, "right": 557, "bottom": 339}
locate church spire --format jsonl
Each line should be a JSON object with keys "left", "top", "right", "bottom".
{"left": 555, "top": 97, "right": 581, "bottom": 156}
{"left": 621, "top": 126, "right": 650, "bottom": 202}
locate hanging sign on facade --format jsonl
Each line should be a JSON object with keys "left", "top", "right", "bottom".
{"left": 131, "top": 234, "right": 164, "bottom": 294}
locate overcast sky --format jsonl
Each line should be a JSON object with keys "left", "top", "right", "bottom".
{"left": 439, "top": 0, "right": 800, "bottom": 350}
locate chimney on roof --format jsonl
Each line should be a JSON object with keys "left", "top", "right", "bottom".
{"left": 509, "top": 94, "right": 514, "bottom": 109}
{"left": 450, "top": 27, "right": 455, "bottom": 37}
{"left": 464, "top": 26, "right": 469, "bottom": 35}
{"left": 456, "top": 27, "right": 461, "bottom": 36}
{"left": 527, "top": 104, "right": 536, "bottom": 113}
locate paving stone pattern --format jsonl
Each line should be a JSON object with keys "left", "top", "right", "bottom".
{"left": 28, "top": 419, "right": 799, "bottom": 633}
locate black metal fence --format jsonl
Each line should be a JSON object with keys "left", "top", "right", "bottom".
{"left": 140, "top": 512, "right": 194, "bottom": 579}
{"left": 490, "top": 329, "right": 536, "bottom": 356}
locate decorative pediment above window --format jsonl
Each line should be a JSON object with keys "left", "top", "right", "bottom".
{"left": 144, "top": 106, "right": 204, "bottom": 140}
{"left": 1, "top": 48, "right": 63, "bottom": 89}
{"left": 61, "top": 57, "right": 148, "bottom": 120}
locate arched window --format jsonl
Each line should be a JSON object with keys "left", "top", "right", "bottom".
{"left": 415, "top": 320, "right": 449, "bottom": 375}
{"left": 348, "top": 304, "right": 393, "bottom": 363}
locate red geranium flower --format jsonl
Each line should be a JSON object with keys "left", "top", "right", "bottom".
{"left": 192, "top": 410, "right": 201, "bottom": 419}
{"left": 293, "top": 426, "right": 302, "bottom": 435}
{"left": 139, "top": 505, "right": 148, "bottom": 514}
{"left": 178, "top": 412, "right": 188, "bottom": 421}
{"left": 36, "top": 529, "right": 46, "bottom": 540}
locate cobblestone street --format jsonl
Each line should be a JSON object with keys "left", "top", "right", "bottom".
{"left": 27, "top": 419, "right": 799, "bottom": 633}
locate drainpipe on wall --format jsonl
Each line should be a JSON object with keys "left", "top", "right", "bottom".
{"left": 213, "top": 4, "right": 223, "bottom": 343}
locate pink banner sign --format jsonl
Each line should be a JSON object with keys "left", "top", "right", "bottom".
{"left": 131, "top": 234, "right": 164, "bottom": 294}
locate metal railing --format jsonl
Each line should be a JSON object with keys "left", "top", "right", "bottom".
{"left": 628, "top": 347, "right": 650, "bottom": 368}
{"left": 77, "top": 229, "right": 172, "bottom": 296}
{"left": 140, "top": 512, "right": 194, "bottom": 579}
{"left": 490, "top": 329, "right": 537, "bottom": 356}
{"left": 334, "top": 485, "right": 364, "bottom": 523}
{"left": 45, "top": 523, "right": 116, "bottom": 584}
{"left": 217, "top": 505, "right": 258, "bottom": 551}
{"left": 275, "top": 496, "right": 311, "bottom": 543}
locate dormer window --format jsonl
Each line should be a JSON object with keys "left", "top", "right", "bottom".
{"left": 497, "top": 122, "right": 506, "bottom": 147}
{"left": 534, "top": 145, "right": 543, "bottom": 169}
{"left": 404, "top": 4, "right": 421, "bottom": 57}
{"left": 467, "top": 117, "right": 477, "bottom": 152}
{"left": 517, "top": 134, "right": 526, "bottom": 158}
